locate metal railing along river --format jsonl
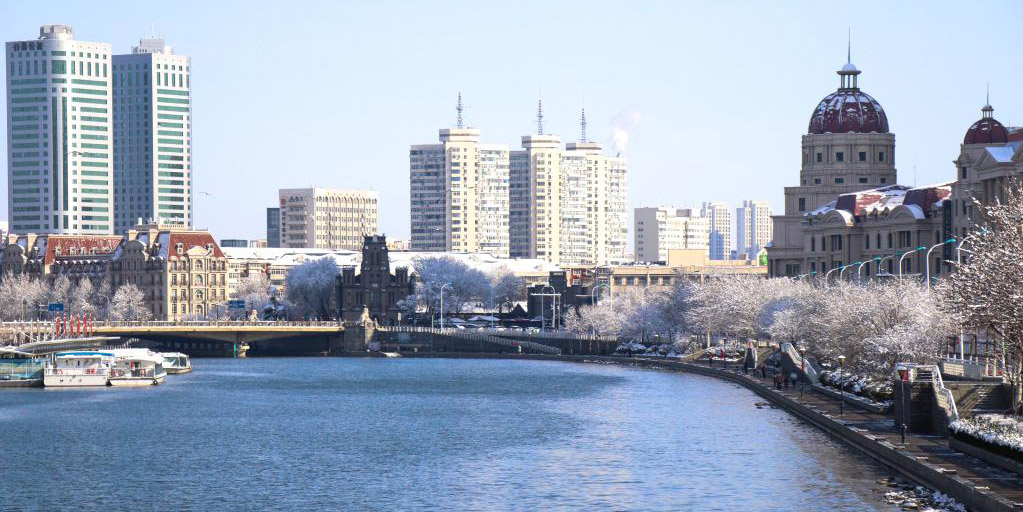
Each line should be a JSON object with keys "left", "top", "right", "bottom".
{"left": 385, "top": 326, "right": 562, "bottom": 355}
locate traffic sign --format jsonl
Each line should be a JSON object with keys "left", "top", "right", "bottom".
{"left": 48, "top": 303, "right": 64, "bottom": 312}
{"left": 227, "top": 300, "right": 246, "bottom": 309}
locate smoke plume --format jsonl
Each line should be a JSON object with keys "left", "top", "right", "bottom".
{"left": 610, "top": 109, "right": 641, "bottom": 155}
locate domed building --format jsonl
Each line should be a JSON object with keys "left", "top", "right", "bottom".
{"left": 950, "top": 101, "right": 1023, "bottom": 240}
{"left": 768, "top": 56, "right": 899, "bottom": 277}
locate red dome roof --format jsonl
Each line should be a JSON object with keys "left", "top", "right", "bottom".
{"left": 964, "top": 107, "right": 1009, "bottom": 144}
{"left": 808, "top": 89, "right": 889, "bottom": 134}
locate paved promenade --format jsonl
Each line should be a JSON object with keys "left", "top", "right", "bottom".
{"left": 593, "top": 356, "right": 1023, "bottom": 511}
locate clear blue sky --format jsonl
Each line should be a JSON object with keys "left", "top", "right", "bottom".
{"left": 3, "top": 0, "right": 1021, "bottom": 242}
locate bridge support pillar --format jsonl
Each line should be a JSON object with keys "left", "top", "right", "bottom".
{"left": 331, "top": 324, "right": 374, "bottom": 355}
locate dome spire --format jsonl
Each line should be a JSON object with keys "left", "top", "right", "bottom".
{"left": 982, "top": 82, "right": 994, "bottom": 118}
{"left": 837, "top": 29, "right": 860, "bottom": 90}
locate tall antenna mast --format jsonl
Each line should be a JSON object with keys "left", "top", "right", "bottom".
{"left": 456, "top": 92, "right": 464, "bottom": 129}
{"left": 580, "top": 108, "right": 587, "bottom": 142}
{"left": 847, "top": 27, "right": 851, "bottom": 63}
{"left": 536, "top": 99, "right": 544, "bottom": 136}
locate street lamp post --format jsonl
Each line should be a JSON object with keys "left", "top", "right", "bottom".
{"left": 877, "top": 254, "right": 896, "bottom": 278}
{"left": 838, "top": 354, "right": 846, "bottom": 416}
{"left": 955, "top": 236, "right": 978, "bottom": 360}
{"left": 925, "top": 238, "right": 957, "bottom": 289}
{"left": 897, "top": 363, "right": 909, "bottom": 444}
{"left": 857, "top": 257, "right": 879, "bottom": 282}
{"left": 839, "top": 262, "right": 860, "bottom": 281}
{"left": 898, "top": 246, "right": 926, "bottom": 281}
{"left": 439, "top": 283, "right": 451, "bottom": 329}
{"left": 797, "top": 348, "right": 806, "bottom": 399}
{"left": 799, "top": 347, "right": 806, "bottom": 399}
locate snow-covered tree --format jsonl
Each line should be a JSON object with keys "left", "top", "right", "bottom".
{"left": 0, "top": 274, "right": 48, "bottom": 320}
{"left": 233, "top": 273, "right": 273, "bottom": 317}
{"left": 284, "top": 258, "right": 339, "bottom": 320}
{"left": 490, "top": 269, "right": 525, "bottom": 313}
{"left": 47, "top": 275, "right": 72, "bottom": 312}
{"left": 943, "top": 181, "right": 1023, "bottom": 405}
{"left": 108, "top": 283, "right": 152, "bottom": 321}
{"left": 69, "top": 278, "right": 97, "bottom": 318}
{"left": 410, "top": 256, "right": 491, "bottom": 314}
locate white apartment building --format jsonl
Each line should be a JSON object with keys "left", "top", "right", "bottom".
{"left": 509, "top": 121, "right": 627, "bottom": 266}
{"left": 113, "top": 36, "right": 191, "bottom": 233}
{"left": 700, "top": 201, "right": 732, "bottom": 260}
{"left": 634, "top": 207, "right": 709, "bottom": 262}
{"left": 6, "top": 25, "right": 114, "bottom": 234}
{"left": 736, "top": 199, "right": 773, "bottom": 258}
{"left": 409, "top": 125, "right": 510, "bottom": 257}
{"left": 278, "top": 188, "right": 378, "bottom": 251}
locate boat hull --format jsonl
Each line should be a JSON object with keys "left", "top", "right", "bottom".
{"left": 165, "top": 367, "right": 192, "bottom": 374}
{"left": 108, "top": 376, "right": 161, "bottom": 387}
{"left": 44, "top": 374, "right": 109, "bottom": 387}
{"left": 0, "top": 379, "right": 42, "bottom": 388}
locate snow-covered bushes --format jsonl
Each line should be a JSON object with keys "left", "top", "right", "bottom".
{"left": 949, "top": 414, "right": 1023, "bottom": 458}
{"left": 818, "top": 370, "right": 893, "bottom": 403}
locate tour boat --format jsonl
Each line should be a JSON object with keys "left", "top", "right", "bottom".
{"left": 160, "top": 352, "right": 192, "bottom": 374}
{"left": 44, "top": 350, "right": 114, "bottom": 387}
{"left": 108, "top": 349, "right": 166, "bottom": 387}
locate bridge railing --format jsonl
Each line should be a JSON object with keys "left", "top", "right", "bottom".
{"left": 384, "top": 326, "right": 562, "bottom": 355}
{"left": 491, "top": 330, "right": 619, "bottom": 342}
{"left": 89, "top": 320, "right": 343, "bottom": 329}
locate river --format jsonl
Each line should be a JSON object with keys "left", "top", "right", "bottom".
{"left": 0, "top": 358, "right": 901, "bottom": 510}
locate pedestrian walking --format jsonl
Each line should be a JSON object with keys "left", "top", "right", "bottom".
{"left": 774, "top": 371, "right": 783, "bottom": 390}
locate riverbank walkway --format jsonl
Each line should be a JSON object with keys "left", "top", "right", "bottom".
{"left": 665, "top": 358, "right": 1023, "bottom": 508}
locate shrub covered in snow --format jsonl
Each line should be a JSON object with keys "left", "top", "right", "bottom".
{"left": 818, "top": 370, "right": 893, "bottom": 403}
{"left": 950, "top": 414, "right": 1023, "bottom": 458}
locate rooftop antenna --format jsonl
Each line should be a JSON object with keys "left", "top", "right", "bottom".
{"left": 986, "top": 82, "right": 990, "bottom": 106}
{"left": 580, "top": 108, "right": 588, "bottom": 142}
{"left": 456, "top": 92, "right": 464, "bottom": 129}
{"left": 847, "top": 27, "right": 851, "bottom": 63}
{"left": 536, "top": 98, "right": 544, "bottom": 136}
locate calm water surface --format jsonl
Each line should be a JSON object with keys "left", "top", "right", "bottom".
{"left": 0, "top": 358, "right": 899, "bottom": 511}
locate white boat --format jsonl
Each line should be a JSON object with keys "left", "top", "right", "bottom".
{"left": 160, "top": 352, "right": 192, "bottom": 374}
{"left": 44, "top": 351, "right": 114, "bottom": 387}
{"left": 108, "top": 349, "right": 166, "bottom": 387}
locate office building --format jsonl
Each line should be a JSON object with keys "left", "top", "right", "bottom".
{"left": 112, "top": 36, "right": 191, "bottom": 233}
{"left": 266, "top": 207, "right": 281, "bottom": 247}
{"left": 700, "top": 202, "right": 732, "bottom": 260}
{"left": 278, "top": 188, "right": 378, "bottom": 251}
{"left": 736, "top": 199, "right": 773, "bottom": 259}
{"left": 6, "top": 25, "right": 113, "bottom": 234}
{"left": 634, "top": 207, "right": 709, "bottom": 262}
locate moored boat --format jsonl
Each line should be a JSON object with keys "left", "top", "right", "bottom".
{"left": 109, "top": 349, "right": 166, "bottom": 387}
{"left": 44, "top": 351, "right": 114, "bottom": 387}
{"left": 0, "top": 347, "right": 43, "bottom": 387}
{"left": 160, "top": 352, "right": 192, "bottom": 374}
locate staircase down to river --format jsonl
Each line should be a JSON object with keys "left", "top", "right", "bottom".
{"left": 947, "top": 381, "right": 1010, "bottom": 417}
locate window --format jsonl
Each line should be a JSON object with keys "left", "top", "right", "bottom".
{"left": 821, "top": 237, "right": 826, "bottom": 251}
{"left": 858, "top": 151, "right": 866, "bottom": 162}
{"left": 835, "top": 178, "right": 844, "bottom": 184}
{"left": 960, "top": 167, "right": 967, "bottom": 179}
{"left": 865, "top": 235, "right": 870, "bottom": 249}
{"left": 814, "top": 178, "right": 821, "bottom": 184}
{"left": 880, "top": 178, "right": 887, "bottom": 184}
{"left": 878, "top": 151, "right": 885, "bottom": 162}
{"left": 810, "top": 237, "right": 816, "bottom": 251}
{"left": 816, "top": 153, "right": 823, "bottom": 163}
{"left": 798, "top": 197, "right": 806, "bottom": 212}
{"left": 876, "top": 233, "right": 881, "bottom": 248}
{"left": 887, "top": 232, "right": 893, "bottom": 248}
{"left": 859, "top": 177, "right": 868, "bottom": 183}
{"left": 836, "top": 152, "right": 844, "bottom": 162}
{"left": 899, "top": 231, "right": 911, "bottom": 247}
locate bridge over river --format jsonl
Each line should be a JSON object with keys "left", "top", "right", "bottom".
{"left": 0, "top": 321, "right": 620, "bottom": 357}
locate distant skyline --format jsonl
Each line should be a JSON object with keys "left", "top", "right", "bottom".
{"left": 2, "top": 0, "right": 1021, "bottom": 242}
